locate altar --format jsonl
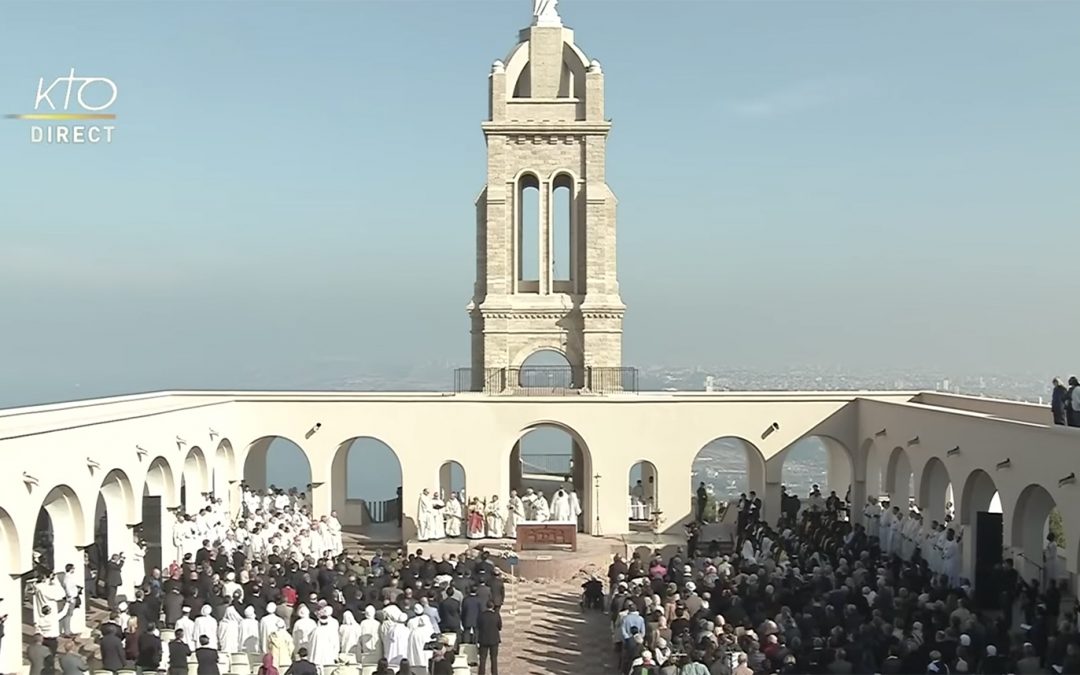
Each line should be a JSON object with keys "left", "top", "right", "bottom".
{"left": 515, "top": 521, "right": 578, "bottom": 552}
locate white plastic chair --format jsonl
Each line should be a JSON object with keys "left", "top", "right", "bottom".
{"left": 332, "top": 666, "right": 359, "bottom": 675}
{"left": 358, "top": 653, "right": 379, "bottom": 666}
{"left": 460, "top": 643, "right": 479, "bottom": 665}
{"left": 232, "top": 662, "right": 252, "bottom": 675}
{"left": 187, "top": 660, "right": 199, "bottom": 675}
{"left": 359, "top": 666, "right": 377, "bottom": 675}
{"left": 337, "top": 653, "right": 357, "bottom": 664}
{"left": 92, "top": 670, "right": 113, "bottom": 675}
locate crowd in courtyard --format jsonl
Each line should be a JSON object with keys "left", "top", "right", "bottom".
{"left": 28, "top": 486, "right": 505, "bottom": 675}
{"left": 601, "top": 485, "right": 1077, "bottom": 675}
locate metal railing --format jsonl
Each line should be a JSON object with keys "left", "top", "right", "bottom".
{"left": 362, "top": 497, "right": 401, "bottom": 524}
{"left": 454, "top": 366, "right": 638, "bottom": 395}
{"left": 521, "top": 453, "right": 574, "bottom": 476}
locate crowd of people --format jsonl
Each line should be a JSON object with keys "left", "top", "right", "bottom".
{"left": 601, "top": 485, "right": 1077, "bottom": 674}
{"left": 28, "top": 486, "right": 507, "bottom": 675}
{"left": 415, "top": 486, "right": 582, "bottom": 541}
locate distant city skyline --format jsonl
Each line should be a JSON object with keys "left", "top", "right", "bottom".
{"left": 2, "top": 1, "right": 1078, "bottom": 408}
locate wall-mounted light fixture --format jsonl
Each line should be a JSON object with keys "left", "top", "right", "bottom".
{"left": 761, "top": 422, "right": 780, "bottom": 440}
{"left": 1059, "top": 472, "right": 1076, "bottom": 487}
{"left": 208, "top": 428, "right": 219, "bottom": 441}
{"left": 176, "top": 436, "right": 188, "bottom": 447}
{"left": 946, "top": 446, "right": 960, "bottom": 457}
{"left": 907, "top": 436, "right": 920, "bottom": 446}
{"left": 305, "top": 423, "right": 322, "bottom": 440}
{"left": 86, "top": 458, "right": 101, "bottom": 473}
{"left": 875, "top": 429, "right": 887, "bottom": 437}
{"left": 996, "top": 458, "right": 1011, "bottom": 470}
{"left": 135, "top": 445, "right": 148, "bottom": 460}
{"left": 166, "top": 505, "right": 182, "bottom": 514}
{"left": 228, "top": 479, "right": 239, "bottom": 486}
{"left": 23, "top": 472, "right": 39, "bottom": 487}
{"left": 306, "top": 481, "right": 325, "bottom": 491}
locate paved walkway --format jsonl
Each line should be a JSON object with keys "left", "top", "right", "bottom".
{"left": 502, "top": 580, "right": 614, "bottom": 675}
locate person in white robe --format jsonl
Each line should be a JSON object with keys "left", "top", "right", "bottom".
{"left": 239, "top": 606, "right": 260, "bottom": 654}
{"left": 405, "top": 605, "right": 435, "bottom": 669}
{"left": 384, "top": 608, "right": 411, "bottom": 667}
{"left": 444, "top": 493, "right": 464, "bottom": 538}
{"left": 740, "top": 539, "right": 757, "bottom": 565}
{"left": 175, "top": 607, "right": 196, "bottom": 651}
{"left": 217, "top": 606, "right": 242, "bottom": 654}
{"left": 259, "top": 603, "right": 286, "bottom": 653}
{"left": 568, "top": 488, "right": 583, "bottom": 528}
{"left": 309, "top": 613, "right": 341, "bottom": 668}
{"left": 292, "top": 605, "right": 318, "bottom": 654}
{"left": 901, "top": 511, "right": 921, "bottom": 560}
{"left": 171, "top": 515, "right": 188, "bottom": 566}
{"left": 358, "top": 606, "right": 382, "bottom": 660}
{"left": 532, "top": 491, "right": 550, "bottom": 521}
{"left": 863, "top": 497, "right": 882, "bottom": 540}
{"left": 522, "top": 489, "right": 537, "bottom": 521}
{"left": 327, "top": 512, "right": 344, "bottom": 556}
{"left": 550, "top": 489, "right": 573, "bottom": 522}
{"left": 942, "top": 528, "right": 961, "bottom": 587}
{"left": 879, "top": 504, "right": 894, "bottom": 553}
{"left": 505, "top": 491, "right": 524, "bottom": 539}
{"left": 485, "top": 496, "right": 505, "bottom": 538}
{"left": 223, "top": 572, "right": 243, "bottom": 603}
{"left": 192, "top": 604, "right": 219, "bottom": 650}
{"left": 339, "top": 611, "right": 363, "bottom": 658}
{"left": 1044, "top": 533, "right": 1060, "bottom": 588}
{"left": 417, "top": 489, "right": 436, "bottom": 542}
{"left": 32, "top": 574, "right": 65, "bottom": 637}
{"left": 431, "top": 492, "right": 447, "bottom": 540}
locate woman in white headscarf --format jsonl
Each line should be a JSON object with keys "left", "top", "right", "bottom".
{"left": 383, "top": 607, "right": 411, "bottom": 667}
{"left": 239, "top": 606, "right": 260, "bottom": 654}
{"left": 309, "top": 610, "right": 341, "bottom": 668}
{"left": 218, "top": 606, "right": 242, "bottom": 653}
{"left": 291, "top": 604, "right": 316, "bottom": 654}
{"left": 259, "top": 603, "right": 286, "bottom": 653}
{"left": 405, "top": 604, "right": 435, "bottom": 669}
{"left": 358, "top": 606, "right": 382, "bottom": 660}
{"left": 339, "top": 611, "right": 363, "bottom": 658}
{"left": 192, "top": 604, "right": 219, "bottom": 649}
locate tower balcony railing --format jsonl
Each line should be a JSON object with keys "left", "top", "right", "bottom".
{"left": 453, "top": 365, "right": 638, "bottom": 395}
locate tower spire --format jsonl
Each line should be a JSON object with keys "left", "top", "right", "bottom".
{"left": 532, "top": 0, "right": 562, "bottom": 27}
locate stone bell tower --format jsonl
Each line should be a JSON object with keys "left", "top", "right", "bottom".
{"left": 467, "top": 1, "right": 625, "bottom": 390}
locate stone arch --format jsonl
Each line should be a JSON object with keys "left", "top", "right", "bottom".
{"left": 34, "top": 485, "right": 87, "bottom": 573}
{"left": 0, "top": 507, "right": 20, "bottom": 574}
{"left": 182, "top": 446, "right": 210, "bottom": 513}
{"left": 917, "top": 457, "right": 953, "bottom": 523}
{"left": 690, "top": 436, "right": 766, "bottom": 524}
{"left": 883, "top": 446, "right": 914, "bottom": 506}
{"left": 551, "top": 172, "right": 575, "bottom": 285}
{"left": 781, "top": 435, "right": 853, "bottom": 501}
{"left": 213, "top": 438, "right": 236, "bottom": 500}
{"left": 1010, "top": 484, "right": 1061, "bottom": 584}
{"left": 141, "top": 456, "right": 175, "bottom": 574}
{"left": 510, "top": 421, "right": 594, "bottom": 534}
{"left": 144, "top": 456, "right": 176, "bottom": 503}
{"left": 242, "top": 435, "right": 312, "bottom": 491}
{"left": 516, "top": 171, "right": 541, "bottom": 285}
{"left": 959, "top": 469, "right": 999, "bottom": 527}
{"left": 330, "top": 436, "right": 403, "bottom": 533}
{"left": 438, "top": 460, "right": 466, "bottom": 498}
{"left": 628, "top": 460, "right": 658, "bottom": 528}
{"left": 94, "top": 469, "right": 137, "bottom": 593}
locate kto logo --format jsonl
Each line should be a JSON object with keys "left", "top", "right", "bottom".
{"left": 5, "top": 68, "right": 118, "bottom": 144}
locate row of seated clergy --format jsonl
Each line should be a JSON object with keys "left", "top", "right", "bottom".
{"left": 88, "top": 666, "right": 470, "bottom": 675}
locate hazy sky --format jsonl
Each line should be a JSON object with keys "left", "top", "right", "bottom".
{"left": 2, "top": 0, "right": 1078, "bottom": 407}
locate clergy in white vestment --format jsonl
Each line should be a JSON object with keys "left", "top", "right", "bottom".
{"left": 405, "top": 604, "right": 435, "bottom": 669}
{"left": 378, "top": 608, "right": 399, "bottom": 660}
{"left": 218, "top": 606, "right": 242, "bottom": 654}
{"left": 384, "top": 607, "right": 412, "bottom": 667}
{"left": 223, "top": 572, "right": 243, "bottom": 602}
{"left": 259, "top": 604, "right": 286, "bottom": 653}
{"left": 431, "top": 493, "right": 447, "bottom": 540}
{"left": 863, "top": 497, "right": 882, "bottom": 539}
{"left": 568, "top": 488, "right": 583, "bottom": 525}
{"left": 901, "top": 511, "right": 921, "bottom": 560}
{"left": 291, "top": 604, "right": 317, "bottom": 654}
{"left": 339, "top": 611, "right": 363, "bottom": 658}
{"left": 176, "top": 608, "right": 196, "bottom": 651}
{"left": 505, "top": 491, "right": 524, "bottom": 539}
{"left": 532, "top": 492, "right": 550, "bottom": 521}
{"left": 1044, "top": 533, "right": 1060, "bottom": 588}
{"left": 193, "top": 605, "right": 219, "bottom": 650}
{"left": 740, "top": 539, "right": 757, "bottom": 565}
{"left": 358, "top": 606, "right": 382, "bottom": 659}
{"left": 171, "top": 515, "right": 188, "bottom": 565}
{"left": 522, "top": 489, "right": 537, "bottom": 520}
{"left": 550, "top": 489, "right": 573, "bottom": 522}
{"left": 417, "top": 489, "right": 436, "bottom": 541}
{"left": 879, "top": 504, "right": 894, "bottom": 553}
{"left": 32, "top": 574, "right": 64, "bottom": 631}
{"left": 327, "top": 512, "right": 344, "bottom": 556}
{"left": 444, "top": 493, "right": 464, "bottom": 538}
{"left": 485, "top": 496, "right": 505, "bottom": 538}
{"left": 941, "top": 528, "right": 961, "bottom": 587}
{"left": 309, "top": 613, "right": 341, "bottom": 668}
{"left": 239, "top": 607, "right": 260, "bottom": 653}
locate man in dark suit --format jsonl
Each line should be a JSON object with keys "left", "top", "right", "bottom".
{"left": 284, "top": 647, "right": 318, "bottom": 675}
{"left": 167, "top": 630, "right": 191, "bottom": 675}
{"left": 438, "top": 592, "right": 462, "bottom": 643}
{"left": 477, "top": 602, "right": 501, "bottom": 675}
{"left": 99, "top": 628, "right": 126, "bottom": 673}
{"left": 194, "top": 635, "right": 219, "bottom": 675}
{"left": 136, "top": 624, "right": 163, "bottom": 672}
{"left": 461, "top": 587, "right": 482, "bottom": 644}
{"left": 105, "top": 554, "right": 124, "bottom": 609}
